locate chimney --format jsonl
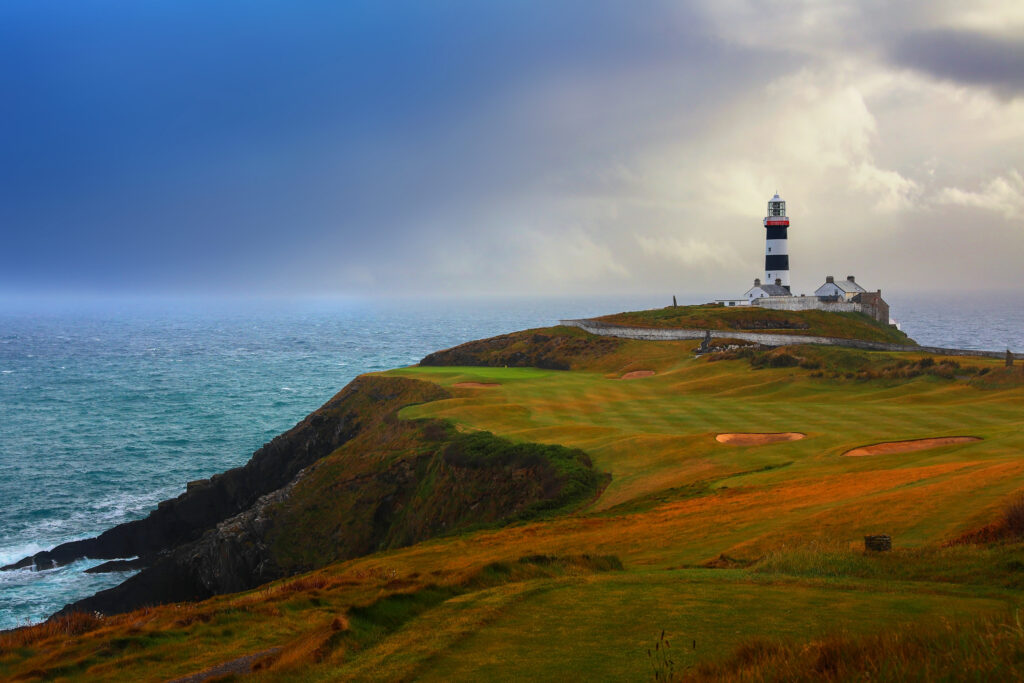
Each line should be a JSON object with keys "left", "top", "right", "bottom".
{"left": 826, "top": 275, "right": 834, "bottom": 283}
{"left": 775, "top": 278, "right": 782, "bottom": 286}
{"left": 847, "top": 275, "right": 856, "bottom": 282}
{"left": 754, "top": 278, "right": 761, "bottom": 286}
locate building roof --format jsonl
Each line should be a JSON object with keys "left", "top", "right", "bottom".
{"left": 746, "top": 284, "right": 791, "bottom": 297}
{"left": 828, "top": 279, "right": 867, "bottom": 293}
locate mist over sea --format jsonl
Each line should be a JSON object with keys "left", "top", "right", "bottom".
{"left": 1, "top": 292, "right": 1021, "bottom": 628}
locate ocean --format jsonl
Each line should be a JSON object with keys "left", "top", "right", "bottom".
{"left": 1, "top": 292, "right": 1021, "bottom": 629}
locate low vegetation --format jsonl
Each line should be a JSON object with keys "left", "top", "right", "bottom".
{"left": 420, "top": 325, "right": 623, "bottom": 370}
{"left": 685, "top": 609, "right": 1024, "bottom": 682}
{"left": 596, "top": 304, "right": 913, "bottom": 344}
{"left": 707, "top": 344, "right": 1002, "bottom": 382}
{"left": 265, "top": 407, "right": 607, "bottom": 573}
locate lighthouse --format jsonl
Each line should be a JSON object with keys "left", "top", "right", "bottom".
{"left": 763, "top": 192, "right": 790, "bottom": 290}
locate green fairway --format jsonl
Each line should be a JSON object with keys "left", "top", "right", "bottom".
{"left": 390, "top": 347, "right": 1024, "bottom": 554}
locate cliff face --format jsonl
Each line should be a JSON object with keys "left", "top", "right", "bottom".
{"left": 4, "top": 376, "right": 398, "bottom": 572}
{"left": 6, "top": 374, "right": 604, "bottom": 619}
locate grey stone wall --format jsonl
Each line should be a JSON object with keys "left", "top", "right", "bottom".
{"left": 753, "top": 297, "right": 862, "bottom": 314}
{"left": 560, "top": 319, "right": 1024, "bottom": 361}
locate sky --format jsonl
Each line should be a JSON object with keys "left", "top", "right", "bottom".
{"left": 1, "top": 0, "right": 1022, "bottom": 298}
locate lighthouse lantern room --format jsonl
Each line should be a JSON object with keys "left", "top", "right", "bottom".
{"left": 764, "top": 193, "right": 790, "bottom": 290}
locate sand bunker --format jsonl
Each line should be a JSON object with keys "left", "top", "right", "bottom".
{"left": 716, "top": 432, "right": 805, "bottom": 446}
{"left": 452, "top": 382, "right": 500, "bottom": 389}
{"left": 620, "top": 370, "right": 655, "bottom": 380}
{"left": 843, "top": 436, "right": 981, "bottom": 457}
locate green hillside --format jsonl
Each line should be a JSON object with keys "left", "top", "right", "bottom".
{"left": 595, "top": 304, "right": 913, "bottom": 344}
{"left": 3, "top": 324, "right": 1023, "bottom": 681}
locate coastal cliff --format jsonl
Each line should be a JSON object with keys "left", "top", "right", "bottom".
{"left": 3, "top": 314, "right": 1023, "bottom": 681}
{"left": 6, "top": 372, "right": 604, "bottom": 618}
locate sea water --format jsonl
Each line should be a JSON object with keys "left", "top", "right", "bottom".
{"left": 1, "top": 293, "right": 1021, "bottom": 629}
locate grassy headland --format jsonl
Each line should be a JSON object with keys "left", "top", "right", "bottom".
{"left": 3, "top": 318, "right": 1023, "bottom": 681}
{"left": 595, "top": 304, "right": 914, "bottom": 344}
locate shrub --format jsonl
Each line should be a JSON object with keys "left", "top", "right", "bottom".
{"left": 1004, "top": 493, "right": 1024, "bottom": 537}
{"left": 768, "top": 353, "right": 799, "bottom": 368}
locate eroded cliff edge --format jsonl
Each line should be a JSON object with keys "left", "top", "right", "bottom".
{"left": 4, "top": 369, "right": 605, "bottom": 619}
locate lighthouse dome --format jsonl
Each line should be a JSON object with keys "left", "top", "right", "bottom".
{"left": 767, "top": 193, "right": 786, "bottom": 218}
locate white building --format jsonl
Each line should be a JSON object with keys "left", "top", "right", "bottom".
{"left": 814, "top": 275, "right": 866, "bottom": 301}
{"left": 744, "top": 278, "right": 792, "bottom": 302}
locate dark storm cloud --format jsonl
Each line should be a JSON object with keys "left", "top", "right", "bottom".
{"left": 891, "top": 29, "right": 1024, "bottom": 96}
{"left": 1, "top": 0, "right": 748, "bottom": 293}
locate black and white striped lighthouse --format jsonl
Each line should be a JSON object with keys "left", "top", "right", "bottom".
{"left": 763, "top": 193, "right": 790, "bottom": 290}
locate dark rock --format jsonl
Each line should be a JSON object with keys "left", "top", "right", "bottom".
{"left": 864, "top": 534, "right": 892, "bottom": 552}
{"left": 84, "top": 558, "right": 148, "bottom": 574}
{"left": 2, "top": 377, "right": 386, "bottom": 573}
{"left": 21, "top": 373, "right": 604, "bottom": 621}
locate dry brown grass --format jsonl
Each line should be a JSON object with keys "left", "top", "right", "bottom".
{"left": 0, "top": 611, "right": 105, "bottom": 651}
{"left": 683, "top": 611, "right": 1024, "bottom": 682}
{"left": 1004, "top": 492, "right": 1024, "bottom": 536}
{"left": 948, "top": 490, "right": 1024, "bottom": 546}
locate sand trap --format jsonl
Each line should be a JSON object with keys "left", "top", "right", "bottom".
{"left": 452, "top": 382, "right": 500, "bottom": 389}
{"left": 716, "top": 432, "right": 805, "bottom": 445}
{"left": 843, "top": 436, "right": 981, "bottom": 457}
{"left": 620, "top": 370, "right": 655, "bottom": 380}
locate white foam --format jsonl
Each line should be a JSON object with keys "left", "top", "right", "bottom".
{"left": 0, "top": 541, "right": 46, "bottom": 567}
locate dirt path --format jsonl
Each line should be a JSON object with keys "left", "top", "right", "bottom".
{"left": 168, "top": 647, "right": 282, "bottom": 682}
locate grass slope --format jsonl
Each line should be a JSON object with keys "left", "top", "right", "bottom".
{"left": 596, "top": 304, "right": 913, "bottom": 344}
{"left": 3, "top": 326, "right": 1023, "bottom": 681}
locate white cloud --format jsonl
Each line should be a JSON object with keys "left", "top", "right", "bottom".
{"left": 936, "top": 170, "right": 1024, "bottom": 221}
{"left": 851, "top": 163, "right": 920, "bottom": 212}
{"left": 939, "top": 0, "right": 1024, "bottom": 36}
{"left": 524, "top": 227, "right": 630, "bottom": 283}
{"left": 636, "top": 235, "right": 744, "bottom": 269}
{"left": 685, "top": 69, "right": 921, "bottom": 216}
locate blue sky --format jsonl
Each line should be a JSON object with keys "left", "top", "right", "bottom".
{"left": 2, "top": 1, "right": 1022, "bottom": 297}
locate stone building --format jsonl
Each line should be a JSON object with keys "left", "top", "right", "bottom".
{"left": 744, "top": 278, "right": 793, "bottom": 302}
{"left": 712, "top": 195, "right": 894, "bottom": 325}
{"left": 814, "top": 275, "right": 866, "bottom": 301}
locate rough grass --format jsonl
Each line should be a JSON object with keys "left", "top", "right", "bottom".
{"left": 685, "top": 609, "right": 1024, "bottom": 682}
{"left": 751, "top": 540, "right": 1024, "bottom": 589}
{"left": 711, "top": 344, "right": 998, "bottom": 383}
{"left": 419, "top": 325, "right": 624, "bottom": 370}
{"left": 595, "top": 305, "right": 913, "bottom": 344}
{"left": 266, "top": 417, "right": 606, "bottom": 573}
{"left": 0, "top": 611, "right": 104, "bottom": 650}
